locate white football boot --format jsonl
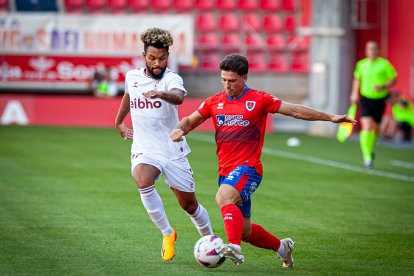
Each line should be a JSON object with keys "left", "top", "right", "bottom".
{"left": 277, "top": 238, "right": 294, "bottom": 268}
{"left": 215, "top": 244, "right": 245, "bottom": 265}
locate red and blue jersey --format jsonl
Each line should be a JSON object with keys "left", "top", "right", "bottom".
{"left": 198, "top": 87, "right": 282, "bottom": 176}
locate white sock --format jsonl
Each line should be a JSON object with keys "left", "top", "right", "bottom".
{"left": 139, "top": 185, "right": 172, "bottom": 236}
{"left": 188, "top": 204, "right": 214, "bottom": 236}
{"left": 277, "top": 241, "right": 286, "bottom": 256}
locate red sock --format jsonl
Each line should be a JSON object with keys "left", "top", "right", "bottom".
{"left": 243, "top": 223, "right": 281, "bottom": 251}
{"left": 220, "top": 204, "right": 243, "bottom": 245}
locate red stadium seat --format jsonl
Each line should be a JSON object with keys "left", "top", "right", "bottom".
{"left": 152, "top": 0, "right": 170, "bottom": 9}
{"left": 260, "top": 0, "right": 279, "bottom": 11}
{"left": 284, "top": 15, "right": 296, "bottom": 32}
{"left": 85, "top": 0, "right": 106, "bottom": 9}
{"left": 266, "top": 33, "right": 286, "bottom": 50}
{"left": 221, "top": 32, "right": 241, "bottom": 50}
{"left": 196, "top": 32, "right": 220, "bottom": 49}
{"left": 194, "top": 0, "right": 214, "bottom": 10}
{"left": 282, "top": 0, "right": 296, "bottom": 11}
{"left": 108, "top": 0, "right": 127, "bottom": 10}
{"left": 245, "top": 33, "right": 265, "bottom": 50}
{"left": 173, "top": 0, "right": 192, "bottom": 10}
{"left": 219, "top": 13, "right": 240, "bottom": 31}
{"left": 199, "top": 53, "right": 221, "bottom": 71}
{"left": 64, "top": 0, "right": 83, "bottom": 12}
{"left": 128, "top": 0, "right": 149, "bottom": 9}
{"left": 238, "top": 0, "right": 258, "bottom": 10}
{"left": 217, "top": 0, "right": 236, "bottom": 10}
{"left": 247, "top": 53, "right": 266, "bottom": 72}
{"left": 195, "top": 13, "right": 217, "bottom": 31}
{"left": 262, "top": 14, "right": 282, "bottom": 32}
{"left": 287, "top": 35, "right": 310, "bottom": 50}
{"left": 290, "top": 51, "right": 309, "bottom": 73}
{"left": 242, "top": 13, "right": 261, "bottom": 31}
{"left": 268, "top": 53, "right": 289, "bottom": 72}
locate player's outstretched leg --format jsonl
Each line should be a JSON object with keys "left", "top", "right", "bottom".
{"left": 215, "top": 243, "right": 245, "bottom": 265}
{"left": 277, "top": 238, "right": 295, "bottom": 268}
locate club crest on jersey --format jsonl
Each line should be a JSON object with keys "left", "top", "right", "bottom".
{"left": 246, "top": 101, "right": 256, "bottom": 111}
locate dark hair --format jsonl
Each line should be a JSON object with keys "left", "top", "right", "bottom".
{"left": 219, "top": 54, "right": 249, "bottom": 76}
{"left": 140, "top": 28, "right": 173, "bottom": 52}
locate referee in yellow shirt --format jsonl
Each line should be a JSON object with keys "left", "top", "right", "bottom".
{"left": 350, "top": 41, "right": 398, "bottom": 169}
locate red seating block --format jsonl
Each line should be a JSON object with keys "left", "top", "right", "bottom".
{"left": 128, "top": 0, "right": 149, "bottom": 9}
{"left": 287, "top": 35, "right": 310, "bottom": 50}
{"left": 284, "top": 15, "right": 296, "bottom": 32}
{"left": 108, "top": 0, "right": 128, "bottom": 10}
{"left": 239, "top": 0, "right": 258, "bottom": 10}
{"left": 152, "top": 0, "right": 170, "bottom": 9}
{"left": 247, "top": 53, "right": 266, "bottom": 72}
{"left": 195, "top": 13, "right": 217, "bottom": 31}
{"left": 266, "top": 33, "right": 286, "bottom": 50}
{"left": 173, "top": 0, "right": 192, "bottom": 10}
{"left": 219, "top": 13, "right": 240, "bottom": 31}
{"left": 282, "top": 0, "right": 296, "bottom": 11}
{"left": 196, "top": 32, "right": 220, "bottom": 49}
{"left": 245, "top": 33, "right": 265, "bottom": 50}
{"left": 242, "top": 13, "right": 261, "bottom": 31}
{"left": 217, "top": 0, "right": 237, "bottom": 10}
{"left": 194, "top": 0, "right": 214, "bottom": 10}
{"left": 260, "top": 0, "right": 279, "bottom": 11}
{"left": 86, "top": 0, "right": 106, "bottom": 9}
{"left": 290, "top": 51, "right": 309, "bottom": 73}
{"left": 64, "top": 0, "right": 83, "bottom": 9}
{"left": 199, "top": 53, "right": 221, "bottom": 71}
{"left": 262, "top": 14, "right": 282, "bottom": 32}
{"left": 221, "top": 32, "right": 241, "bottom": 50}
{"left": 268, "top": 54, "right": 289, "bottom": 72}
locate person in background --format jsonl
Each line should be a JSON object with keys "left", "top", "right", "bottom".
{"left": 350, "top": 41, "right": 398, "bottom": 169}
{"left": 171, "top": 53, "right": 355, "bottom": 268}
{"left": 114, "top": 28, "right": 213, "bottom": 262}
{"left": 386, "top": 91, "right": 414, "bottom": 142}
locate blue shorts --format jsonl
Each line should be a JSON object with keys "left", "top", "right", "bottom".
{"left": 218, "top": 166, "right": 262, "bottom": 217}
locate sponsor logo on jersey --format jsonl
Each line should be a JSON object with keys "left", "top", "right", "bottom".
{"left": 130, "top": 98, "right": 162, "bottom": 109}
{"left": 246, "top": 101, "right": 256, "bottom": 111}
{"left": 132, "top": 82, "right": 138, "bottom": 88}
{"left": 216, "top": 115, "right": 249, "bottom": 127}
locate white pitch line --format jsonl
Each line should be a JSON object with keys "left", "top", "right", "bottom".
{"left": 188, "top": 133, "right": 414, "bottom": 183}
{"left": 391, "top": 160, "right": 414, "bottom": 169}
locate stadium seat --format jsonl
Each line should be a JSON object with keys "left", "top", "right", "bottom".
{"left": 266, "top": 33, "right": 286, "bottom": 50}
{"left": 284, "top": 15, "right": 296, "bottom": 32}
{"left": 85, "top": 0, "right": 106, "bottom": 10}
{"left": 217, "top": 0, "right": 237, "bottom": 10}
{"left": 64, "top": 0, "right": 83, "bottom": 12}
{"left": 238, "top": 0, "right": 258, "bottom": 10}
{"left": 194, "top": 0, "right": 214, "bottom": 10}
{"left": 262, "top": 14, "right": 282, "bottom": 32}
{"left": 219, "top": 13, "right": 240, "bottom": 32}
{"left": 0, "top": 0, "right": 7, "bottom": 12}
{"left": 199, "top": 53, "right": 221, "bottom": 71}
{"left": 108, "top": 0, "right": 128, "bottom": 11}
{"left": 290, "top": 51, "right": 309, "bottom": 73}
{"left": 287, "top": 35, "right": 310, "bottom": 50}
{"left": 151, "top": 0, "right": 170, "bottom": 9}
{"left": 245, "top": 33, "right": 265, "bottom": 50}
{"left": 247, "top": 53, "right": 266, "bottom": 72}
{"left": 268, "top": 54, "right": 289, "bottom": 72}
{"left": 128, "top": 0, "right": 149, "bottom": 10}
{"left": 242, "top": 13, "right": 261, "bottom": 31}
{"left": 195, "top": 13, "right": 217, "bottom": 31}
{"left": 196, "top": 32, "right": 220, "bottom": 50}
{"left": 173, "top": 0, "right": 192, "bottom": 10}
{"left": 221, "top": 32, "right": 241, "bottom": 50}
{"left": 282, "top": 0, "right": 296, "bottom": 11}
{"left": 260, "top": 0, "right": 279, "bottom": 11}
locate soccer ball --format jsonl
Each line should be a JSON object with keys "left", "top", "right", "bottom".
{"left": 194, "top": 235, "right": 226, "bottom": 268}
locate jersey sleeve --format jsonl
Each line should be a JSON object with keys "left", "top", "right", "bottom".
{"left": 385, "top": 60, "right": 398, "bottom": 80}
{"left": 124, "top": 72, "right": 130, "bottom": 94}
{"left": 167, "top": 73, "right": 188, "bottom": 96}
{"left": 197, "top": 98, "right": 212, "bottom": 118}
{"left": 262, "top": 92, "right": 282, "bottom": 113}
{"left": 353, "top": 61, "right": 362, "bottom": 80}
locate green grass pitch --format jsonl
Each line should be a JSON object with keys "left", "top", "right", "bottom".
{"left": 1, "top": 125, "right": 413, "bottom": 275}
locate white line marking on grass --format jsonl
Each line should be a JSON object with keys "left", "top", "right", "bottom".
{"left": 188, "top": 133, "right": 414, "bottom": 183}
{"left": 391, "top": 160, "right": 414, "bottom": 169}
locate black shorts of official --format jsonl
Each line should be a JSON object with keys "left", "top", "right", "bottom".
{"left": 360, "top": 96, "right": 387, "bottom": 123}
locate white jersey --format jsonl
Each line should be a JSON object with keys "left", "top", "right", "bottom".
{"left": 125, "top": 67, "right": 191, "bottom": 159}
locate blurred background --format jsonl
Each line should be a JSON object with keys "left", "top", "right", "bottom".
{"left": 0, "top": 0, "right": 413, "bottom": 138}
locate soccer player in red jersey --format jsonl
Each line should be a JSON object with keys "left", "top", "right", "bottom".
{"left": 171, "top": 54, "right": 356, "bottom": 268}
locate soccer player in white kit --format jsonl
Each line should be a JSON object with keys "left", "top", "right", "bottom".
{"left": 115, "top": 28, "right": 213, "bottom": 261}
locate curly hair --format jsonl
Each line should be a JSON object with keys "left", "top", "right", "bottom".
{"left": 219, "top": 54, "right": 249, "bottom": 76}
{"left": 140, "top": 28, "right": 173, "bottom": 52}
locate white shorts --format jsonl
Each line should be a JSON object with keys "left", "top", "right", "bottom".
{"left": 131, "top": 152, "right": 195, "bottom": 192}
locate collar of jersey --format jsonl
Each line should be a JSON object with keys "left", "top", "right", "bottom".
{"left": 227, "top": 85, "right": 250, "bottom": 101}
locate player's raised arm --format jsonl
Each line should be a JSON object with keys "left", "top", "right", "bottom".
{"left": 171, "top": 111, "right": 207, "bottom": 141}
{"left": 142, "top": 88, "right": 185, "bottom": 105}
{"left": 277, "top": 101, "right": 356, "bottom": 124}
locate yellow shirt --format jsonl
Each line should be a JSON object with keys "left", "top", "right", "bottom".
{"left": 353, "top": 57, "right": 397, "bottom": 99}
